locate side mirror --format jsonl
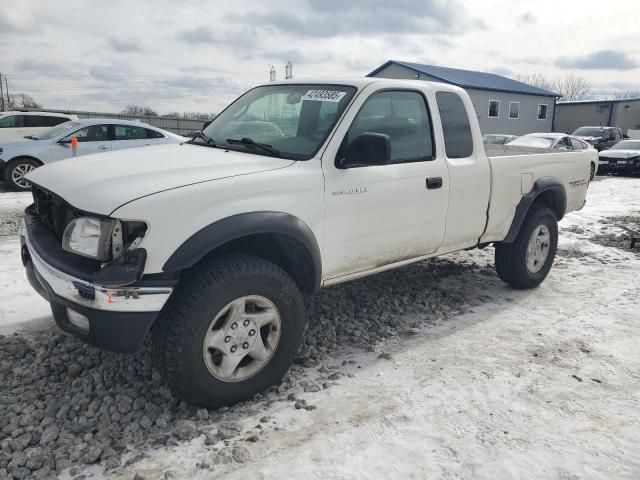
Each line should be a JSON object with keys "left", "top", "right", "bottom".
{"left": 339, "top": 132, "right": 391, "bottom": 169}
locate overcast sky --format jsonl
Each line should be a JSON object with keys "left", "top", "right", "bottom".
{"left": 1, "top": 0, "right": 638, "bottom": 114}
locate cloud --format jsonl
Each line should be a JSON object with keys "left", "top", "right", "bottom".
{"left": 228, "top": 0, "right": 478, "bottom": 38}
{"left": 0, "top": 4, "right": 37, "bottom": 34}
{"left": 556, "top": 50, "right": 639, "bottom": 71}
{"left": 108, "top": 37, "right": 143, "bottom": 53}
{"left": 518, "top": 12, "right": 537, "bottom": 24}
{"left": 14, "top": 59, "right": 74, "bottom": 76}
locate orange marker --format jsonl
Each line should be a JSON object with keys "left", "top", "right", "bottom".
{"left": 71, "top": 135, "right": 78, "bottom": 156}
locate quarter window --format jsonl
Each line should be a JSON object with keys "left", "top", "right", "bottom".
{"left": 344, "top": 90, "right": 434, "bottom": 165}
{"left": 509, "top": 101, "right": 520, "bottom": 119}
{"left": 570, "top": 138, "right": 585, "bottom": 150}
{"left": 436, "top": 91, "right": 474, "bottom": 159}
{"left": 537, "top": 104, "right": 548, "bottom": 120}
{"left": 488, "top": 100, "right": 500, "bottom": 118}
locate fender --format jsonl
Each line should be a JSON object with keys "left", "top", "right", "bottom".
{"left": 503, "top": 178, "right": 566, "bottom": 243}
{"left": 162, "top": 211, "right": 322, "bottom": 289}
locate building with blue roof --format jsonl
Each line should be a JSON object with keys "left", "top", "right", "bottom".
{"left": 368, "top": 60, "right": 560, "bottom": 135}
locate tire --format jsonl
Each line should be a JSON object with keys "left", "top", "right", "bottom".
{"left": 495, "top": 206, "right": 558, "bottom": 289}
{"left": 3, "top": 158, "right": 40, "bottom": 190}
{"left": 153, "top": 254, "right": 305, "bottom": 408}
{"left": 590, "top": 162, "right": 595, "bottom": 181}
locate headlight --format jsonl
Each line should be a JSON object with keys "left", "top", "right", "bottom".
{"left": 62, "top": 217, "right": 115, "bottom": 261}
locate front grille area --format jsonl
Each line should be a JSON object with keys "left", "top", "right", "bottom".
{"left": 31, "top": 186, "right": 80, "bottom": 240}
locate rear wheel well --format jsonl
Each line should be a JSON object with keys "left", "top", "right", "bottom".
{"left": 194, "top": 233, "right": 318, "bottom": 294}
{"left": 531, "top": 189, "right": 564, "bottom": 221}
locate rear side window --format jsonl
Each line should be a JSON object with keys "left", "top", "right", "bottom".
{"left": 115, "top": 125, "right": 148, "bottom": 140}
{"left": 0, "top": 115, "right": 24, "bottom": 128}
{"left": 146, "top": 128, "right": 165, "bottom": 139}
{"left": 570, "top": 138, "right": 585, "bottom": 150}
{"left": 25, "top": 115, "right": 70, "bottom": 127}
{"left": 436, "top": 92, "right": 473, "bottom": 159}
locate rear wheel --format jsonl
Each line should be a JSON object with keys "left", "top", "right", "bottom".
{"left": 3, "top": 158, "right": 40, "bottom": 190}
{"left": 153, "top": 254, "right": 305, "bottom": 407}
{"left": 495, "top": 206, "right": 558, "bottom": 289}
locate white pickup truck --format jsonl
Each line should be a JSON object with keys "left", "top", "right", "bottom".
{"left": 20, "top": 78, "right": 595, "bottom": 407}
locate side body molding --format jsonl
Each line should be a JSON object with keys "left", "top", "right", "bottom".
{"left": 162, "top": 212, "right": 322, "bottom": 290}
{"left": 503, "top": 178, "right": 567, "bottom": 244}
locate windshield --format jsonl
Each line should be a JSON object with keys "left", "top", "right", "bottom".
{"left": 33, "top": 121, "right": 81, "bottom": 140}
{"left": 573, "top": 127, "right": 607, "bottom": 138}
{"left": 508, "top": 135, "right": 555, "bottom": 149}
{"left": 202, "top": 84, "right": 356, "bottom": 160}
{"left": 610, "top": 140, "right": 640, "bottom": 150}
{"left": 483, "top": 135, "right": 512, "bottom": 145}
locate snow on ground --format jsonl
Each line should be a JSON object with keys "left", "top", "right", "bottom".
{"left": 1, "top": 177, "right": 640, "bottom": 479}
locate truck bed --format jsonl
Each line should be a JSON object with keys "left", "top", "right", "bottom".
{"left": 480, "top": 147, "right": 596, "bottom": 244}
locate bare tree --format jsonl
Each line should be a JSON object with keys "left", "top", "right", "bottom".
{"left": 8, "top": 93, "right": 42, "bottom": 109}
{"left": 120, "top": 105, "right": 158, "bottom": 116}
{"left": 516, "top": 73, "right": 591, "bottom": 100}
{"left": 555, "top": 74, "right": 591, "bottom": 101}
{"left": 611, "top": 90, "right": 640, "bottom": 99}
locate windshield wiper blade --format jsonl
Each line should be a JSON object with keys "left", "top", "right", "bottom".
{"left": 24, "top": 135, "right": 38, "bottom": 140}
{"left": 226, "top": 137, "right": 282, "bottom": 157}
{"left": 187, "top": 131, "right": 217, "bottom": 147}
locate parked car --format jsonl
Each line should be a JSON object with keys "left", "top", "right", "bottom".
{"left": 0, "top": 111, "right": 78, "bottom": 140}
{"left": 572, "top": 126, "right": 624, "bottom": 151}
{"left": 21, "top": 78, "right": 593, "bottom": 407}
{"left": 482, "top": 134, "right": 518, "bottom": 145}
{"left": 0, "top": 119, "right": 187, "bottom": 190}
{"left": 507, "top": 133, "right": 597, "bottom": 179}
{"left": 597, "top": 139, "right": 640, "bottom": 176}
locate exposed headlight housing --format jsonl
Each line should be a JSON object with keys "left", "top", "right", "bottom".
{"left": 62, "top": 217, "right": 115, "bottom": 261}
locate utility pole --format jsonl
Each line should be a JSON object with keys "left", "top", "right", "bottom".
{"left": 4, "top": 75, "right": 10, "bottom": 110}
{"left": 0, "top": 73, "right": 4, "bottom": 111}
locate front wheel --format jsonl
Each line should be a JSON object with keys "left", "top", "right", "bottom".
{"left": 153, "top": 254, "right": 305, "bottom": 407}
{"left": 495, "top": 206, "right": 558, "bottom": 289}
{"left": 3, "top": 158, "right": 40, "bottom": 190}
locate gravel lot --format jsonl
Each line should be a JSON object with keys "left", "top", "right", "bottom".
{"left": 0, "top": 177, "right": 639, "bottom": 479}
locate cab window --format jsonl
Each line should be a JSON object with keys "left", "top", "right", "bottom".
{"left": 343, "top": 90, "right": 434, "bottom": 166}
{"left": 436, "top": 92, "right": 474, "bottom": 158}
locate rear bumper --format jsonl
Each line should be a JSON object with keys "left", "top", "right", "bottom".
{"left": 21, "top": 219, "right": 174, "bottom": 352}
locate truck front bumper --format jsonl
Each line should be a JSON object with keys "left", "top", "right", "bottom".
{"left": 21, "top": 219, "right": 174, "bottom": 352}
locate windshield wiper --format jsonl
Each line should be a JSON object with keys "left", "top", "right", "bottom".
{"left": 226, "top": 137, "right": 282, "bottom": 157}
{"left": 187, "top": 131, "right": 217, "bottom": 148}
{"left": 24, "top": 135, "right": 38, "bottom": 140}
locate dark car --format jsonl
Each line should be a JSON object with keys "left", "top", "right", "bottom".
{"left": 572, "top": 126, "right": 624, "bottom": 151}
{"left": 597, "top": 139, "right": 640, "bottom": 176}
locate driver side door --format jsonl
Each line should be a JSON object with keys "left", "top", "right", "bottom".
{"left": 51, "top": 124, "right": 112, "bottom": 162}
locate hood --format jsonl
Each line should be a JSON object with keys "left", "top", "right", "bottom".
{"left": 26, "top": 143, "right": 295, "bottom": 215}
{"left": 599, "top": 149, "right": 640, "bottom": 159}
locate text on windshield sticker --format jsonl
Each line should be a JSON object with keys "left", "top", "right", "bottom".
{"left": 303, "top": 90, "right": 347, "bottom": 102}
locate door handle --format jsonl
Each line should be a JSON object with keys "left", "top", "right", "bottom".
{"left": 426, "top": 177, "right": 443, "bottom": 189}
{"left": 98, "top": 145, "right": 110, "bottom": 150}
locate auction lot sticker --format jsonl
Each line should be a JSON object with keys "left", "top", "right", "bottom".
{"left": 303, "top": 90, "right": 347, "bottom": 102}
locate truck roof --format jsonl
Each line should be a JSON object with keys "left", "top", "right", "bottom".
{"left": 264, "top": 77, "right": 465, "bottom": 93}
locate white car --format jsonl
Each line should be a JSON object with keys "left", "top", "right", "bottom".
{"left": 21, "top": 78, "right": 593, "bottom": 407}
{"left": 508, "top": 133, "right": 597, "bottom": 179}
{"left": 0, "top": 111, "right": 78, "bottom": 140}
{"left": 0, "top": 119, "right": 187, "bottom": 189}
